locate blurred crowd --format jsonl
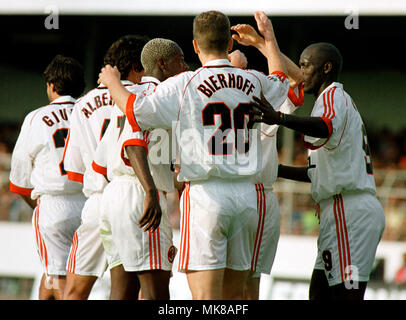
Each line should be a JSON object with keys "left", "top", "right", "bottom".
{"left": 0, "top": 123, "right": 405, "bottom": 242}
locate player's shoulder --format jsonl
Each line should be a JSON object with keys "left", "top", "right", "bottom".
{"left": 318, "top": 82, "right": 348, "bottom": 108}
{"left": 23, "top": 102, "right": 55, "bottom": 126}
{"left": 166, "top": 71, "right": 195, "bottom": 85}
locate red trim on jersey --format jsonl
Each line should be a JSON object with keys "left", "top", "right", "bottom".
{"left": 202, "top": 64, "right": 237, "bottom": 69}
{"left": 9, "top": 182, "right": 33, "bottom": 196}
{"left": 67, "top": 171, "right": 84, "bottom": 183}
{"left": 126, "top": 94, "right": 141, "bottom": 132}
{"left": 288, "top": 82, "right": 304, "bottom": 106}
{"left": 50, "top": 101, "right": 75, "bottom": 105}
{"left": 302, "top": 117, "right": 333, "bottom": 150}
{"left": 120, "top": 139, "right": 149, "bottom": 167}
{"left": 320, "top": 117, "right": 333, "bottom": 137}
{"left": 322, "top": 87, "right": 337, "bottom": 119}
{"left": 270, "top": 71, "right": 287, "bottom": 83}
{"left": 92, "top": 161, "right": 107, "bottom": 176}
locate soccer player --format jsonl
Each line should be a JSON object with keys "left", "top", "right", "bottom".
{"left": 99, "top": 10, "right": 291, "bottom": 299}
{"left": 93, "top": 38, "right": 188, "bottom": 299}
{"left": 9, "top": 55, "right": 86, "bottom": 300}
{"left": 248, "top": 42, "right": 386, "bottom": 300}
{"left": 231, "top": 18, "right": 304, "bottom": 299}
{"left": 62, "top": 35, "right": 149, "bottom": 300}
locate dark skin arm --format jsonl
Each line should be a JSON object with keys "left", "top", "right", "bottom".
{"left": 278, "top": 164, "right": 311, "bottom": 182}
{"left": 125, "top": 145, "right": 162, "bottom": 232}
{"left": 21, "top": 195, "right": 37, "bottom": 210}
{"left": 248, "top": 96, "right": 330, "bottom": 138}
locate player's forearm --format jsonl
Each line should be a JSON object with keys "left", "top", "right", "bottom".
{"left": 21, "top": 195, "right": 37, "bottom": 209}
{"left": 126, "top": 145, "right": 158, "bottom": 195}
{"left": 263, "top": 40, "right": 287, "bottom": 75}
{"left": 278, "top": 164, "right": 310, "bottom": 182}
{"left": 108, "top": 80, "right": 131, "bottom": 114}
{"left": 279, "top": 114, "right": 330, "bottom": 138}
{"left": 282, "top": 53, "right": 303, "bottom": 88}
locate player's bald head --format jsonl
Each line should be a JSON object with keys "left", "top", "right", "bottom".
{"left": 301, "top": 42, "right": 343, "bottom": 77}
{"left": 141, "top": 38, "right": 184, "bottom": 74}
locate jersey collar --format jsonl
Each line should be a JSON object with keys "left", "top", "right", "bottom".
{"left": 97, "top": 80, "right": 134, "bottom": 89}
{"left": 50, "top": 95, "right": 76, "bottom": 105}
{"left": 202, "top": 59, "right": 233, "bottom": 68}
{"left": 139, "top": 76, "right": 160, "bottom": 86}
{"left": 318, "top": 82, "right": 343, "bottom": 100}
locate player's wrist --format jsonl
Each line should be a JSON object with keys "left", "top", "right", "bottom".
{"left": 277, "top": 111, "right": 287, "bottom": 125}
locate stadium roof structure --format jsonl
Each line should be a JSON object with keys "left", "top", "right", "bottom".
{"left": 1, "top": 0, "right": 406, "bottom": 16}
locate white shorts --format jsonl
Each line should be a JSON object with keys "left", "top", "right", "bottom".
{"left": 32, "top": 193, "right": 85, "bottom": 276}
{"left": 99, "top": 176, "right": 176, "bottom": 272}
{"left": 178, "top": 178, "right": 258, "bottom": 272}
{"left": 251, "top": 185, "right": 280, "bottom": 278}
{"left": 66, "top": 192, "right": 108, "bottom": 277}
{"left": 314, "top": 192, "right": 385, "bottom": 286}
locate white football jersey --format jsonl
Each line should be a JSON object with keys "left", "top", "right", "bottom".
{"left": 126, "top": 59, "right": 290, "bottom": 182}
{"left": 251, "top": 85, "right": 304, "bottom": 188}
{"left": 9, "top": 96, "right": 82, "bottom": 199}
{"left": 304, "top": 82, "right": 377, "bottom": 202}
{"left": 63, "top": 81, "right": 135, "bottom": 197}
{"left": 93, "top": 77, "right": 174, "bottom": 193}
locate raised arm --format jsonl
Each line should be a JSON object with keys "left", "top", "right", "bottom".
{"left": 231, "top": 15, "right": 303, "bottom": 87}
{"left": 98, "top": 65, "right": 130, "bottom": 114}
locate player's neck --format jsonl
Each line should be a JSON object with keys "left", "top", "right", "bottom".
{"left": 316, "top": 80, "right": 334, "bottom": 98}
{"left": 198, "top": 51, "right": 229, "bottom": 66}
{"left": 48, "top": 92, "right": 61, "bottom": 103}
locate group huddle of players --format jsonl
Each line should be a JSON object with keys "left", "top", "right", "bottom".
{"left": 9, "top": 10, "right": 385, "bottom": 300}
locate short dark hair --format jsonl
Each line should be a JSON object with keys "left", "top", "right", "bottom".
{"left": 43, "top": 55, "right": 85, "bottom": 98}
{"left": 193, "top": 11, "right": 231, "bottom": 54}
{"left": 310, "top": 42, "right": 343, "bottom": 77}
{"left": 103, "top": 34, "right": 150, "bottom": 79}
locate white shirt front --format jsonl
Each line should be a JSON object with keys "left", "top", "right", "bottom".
{"left": 304, "top": 82, "right": 377, "bottom": 202}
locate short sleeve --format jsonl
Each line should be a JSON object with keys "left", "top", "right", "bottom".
{"left": 64, "top": 109, "right": 85, "bottom": 183}
{"left": 260, "top": 71, "right": 290, "bottom": 111}
{"left": 9, "top": 112, "right": 44, "bottom": 195}
{"left": 92, "top": 121, "right": 111, "bottom": 176}
{"left": 120, "top": 122, "right": 148, "bottom": 167}
{"left": 127, "top": 77, "right": 183, "bottom": 131}
{"left": 303, "top": 86, "right": 347, "bottom": 150}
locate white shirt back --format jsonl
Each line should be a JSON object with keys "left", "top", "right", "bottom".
{"left": 304, "top": 82, "right": 377, "bottom": 202}
{"left": 250, "top": 96, "right": 300, "bottom": 188}
{"left": 64, "top": 81, "right": 134, "bottom": 197}
{"left": 10, "top": 96, "right": 82, "bottom": 198}
{"left": 128, "top": 59, "right": 290, "bottom": 182}
{"left": 93, "top": 77, "right": 174, "bottom": 193}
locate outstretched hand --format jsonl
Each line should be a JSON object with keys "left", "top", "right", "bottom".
{"left": 248, "top": 96, "right": 280, "bottom": 128}
{"left": 98, "top": 64, "right": 121, "bottom": 87}
{"left": 253, "top": 11, "right": 276, "bottom": 42}
{"left": 139, "top": 191, "right": 162, "bottom": 232}
{"left": 231, "top": 24, "right": 264, "bottom": 49}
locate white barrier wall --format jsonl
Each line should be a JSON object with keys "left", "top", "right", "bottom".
{"left": 1, "top": 222, "right": 405, "bottom": 300}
